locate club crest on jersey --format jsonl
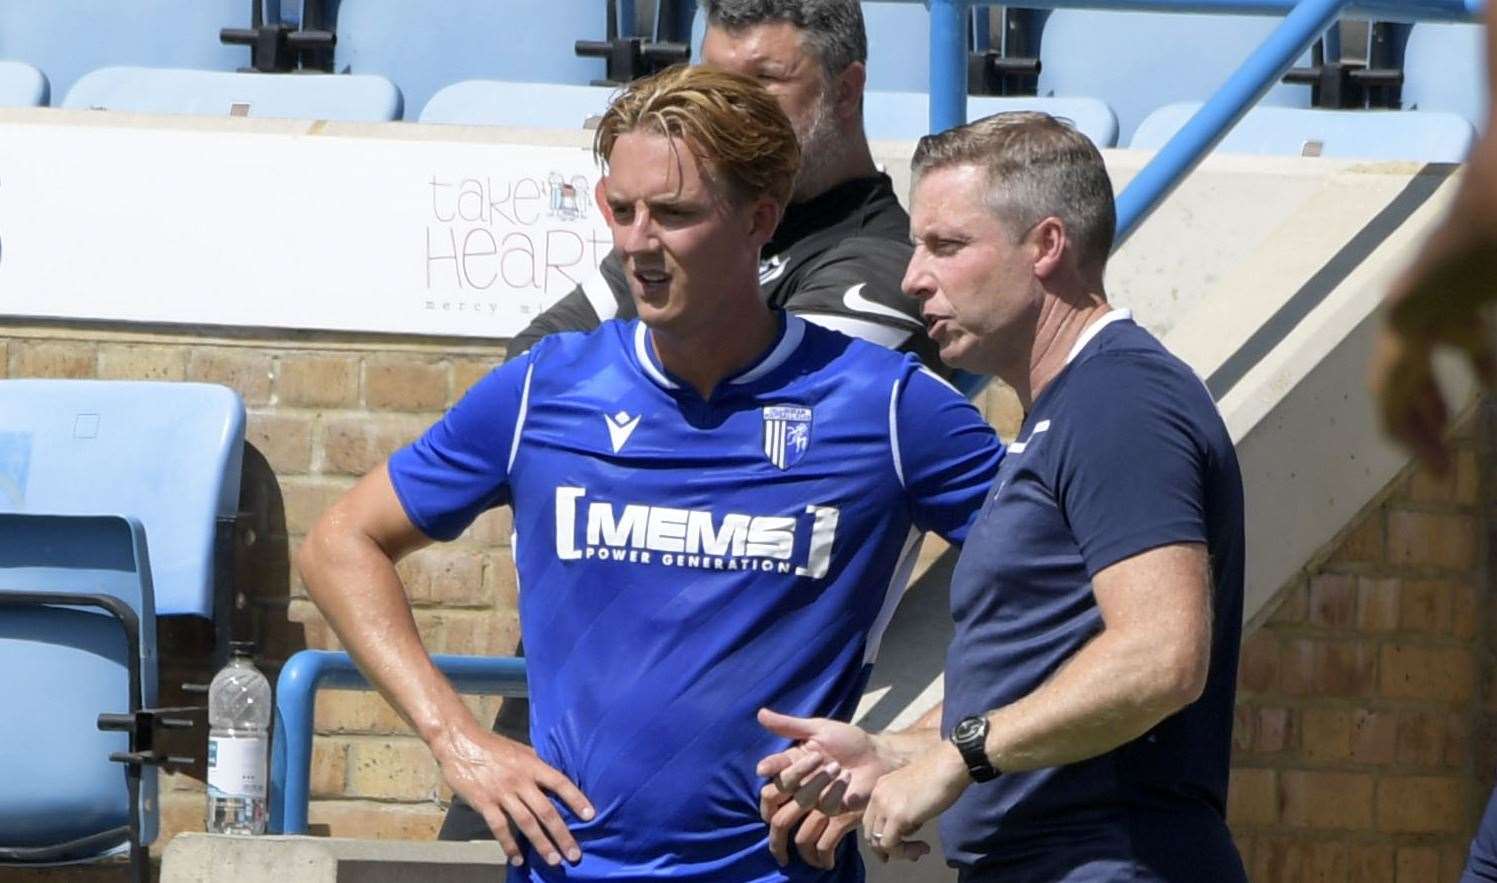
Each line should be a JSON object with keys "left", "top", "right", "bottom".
{"left": 762, "top": 405, "right": 812, "bottom": 470}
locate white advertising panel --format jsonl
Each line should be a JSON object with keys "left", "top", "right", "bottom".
{"left": 0, "top": 121, "right": 612, "bottom": 338}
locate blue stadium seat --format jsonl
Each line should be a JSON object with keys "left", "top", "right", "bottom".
{"left": 420, "top": 80, "right": 618, "bottom": 128}
{"left": 333, "top": 0, "right": 609, "bottom": 121}
{"left": 865, "top": 90, "right": 1119, "bottom": 146}
{"left": 0, "top": 0, "right": 245, "bottom": 108}
{"left": 0, "top": 380, "right": 246, "bottom": 621}
{"left": 64, "top": 67, "right": 402, "bottom": 122}
{"left": 0, "top": 514, "right": 159, "bottom": 872}
{"left": 1036, "top": 12, "right": 1314, "bottom": 144}
{"left": 0, "top": 60, "right": 48, "bottom": 107}
{"left": 1402, "top": 22, "right": 1486, "bottom": 134}
{"left": 0, "top": 380, "right": 244, "bottom": 876}
{"left": 1131, "top": 102, "right": 1475, "bottom": 162}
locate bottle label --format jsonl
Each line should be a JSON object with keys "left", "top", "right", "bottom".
{"left": 207, "top": 735, "right": 267, "bottom": 799}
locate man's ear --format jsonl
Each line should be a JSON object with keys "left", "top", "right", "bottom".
{"left": 1031, "top": 217, "right": 1069, "bottom": 280}
{"left": 833, "top": 61, "right": 866, "bottom": 126}
{"left": 594, "top": 177, "right": 613, "bottom": 224}
{"left": 748, "top": 196, "right": 783, "bottom": 246}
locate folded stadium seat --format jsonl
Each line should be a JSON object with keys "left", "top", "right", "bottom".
{"left": 0, "top": 380, "right": 245, "bottom": 882}
{"left": 64, "top": 66, "right": 402, "bottom": 122}
{"left": 1401, "top": 22, "right": 1487, "bottom": 134}
{"left": 0, "top": 60, "right": 48, "bottom": 107}
{"left": 1130, "top": 101, "right": 1475, "bottom": 162}
{"left": 0, "top": 0, "right": 245, "bottom": 107}
{"left": 0, "top": 515, "right": 159, "bottom": 878}
{"left": 420, "top": 80, "right": 618, "bottom": 128}
{"left": 865, "top": 90, "right": 1119, "bottom": 146}
{"left": 1035, "top": 11, "right": 1313, "bottom": 144}
{"left": 332, "top": 0, "right": 608, "bottom": 121}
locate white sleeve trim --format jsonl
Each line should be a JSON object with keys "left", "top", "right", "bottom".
{"left": 888, "top": 374, "right": 906, "bottom": 489}
{"left": 506, "top": 362, "right": 536, "bottom": 473}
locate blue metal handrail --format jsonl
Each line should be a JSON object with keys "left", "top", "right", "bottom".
{"left": 268, "top": 650, "right": 528, "bottom": 834}
{"left": 908, "top": 0, "right": 1481, "bottom": 242}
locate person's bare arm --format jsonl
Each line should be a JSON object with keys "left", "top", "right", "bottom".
{"left": 296, "top": 465, "right": 593, "bottom": 866}
{"left": 861, "top": 542, "right": 1212, "bottom": 858}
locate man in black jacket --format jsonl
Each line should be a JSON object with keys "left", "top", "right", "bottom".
{"left": 439, "top": 1, "right": 942, "bottom": 856}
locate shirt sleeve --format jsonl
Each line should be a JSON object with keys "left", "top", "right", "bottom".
{"left": 892, "top": 365, "right": 1004, "bottom": 544}
{"left": 1464, "top": 785, "right": 1497, "bottom": 882}
{"left": 1053, "top": 354, "right": 1213, "bottom": 577}
{"left": 387, "top": 351, "right": 535, "bottom": 541}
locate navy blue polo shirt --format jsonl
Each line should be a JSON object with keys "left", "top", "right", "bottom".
{"left": 940, "top": 311, "right": 1247, "bottom": 881}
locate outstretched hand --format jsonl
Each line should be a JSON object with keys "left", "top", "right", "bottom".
{"left": 432, "top": 725, "right": 595, "bottom": 868}
{"left": 756, "top": 708, "right": 895, "bottom": 816}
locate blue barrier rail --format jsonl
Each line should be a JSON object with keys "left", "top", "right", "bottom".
{"left": 269, "top": 650, "right": 528, "bottom": 834}
{"left": 911, "top": 0, "right": 1480, "bottom": 241}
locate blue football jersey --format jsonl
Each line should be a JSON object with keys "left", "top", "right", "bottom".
{"left": 389, "top": 314, "right": 1002, "bottom": 882}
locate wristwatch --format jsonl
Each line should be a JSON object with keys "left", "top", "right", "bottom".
{"left": 950, "top": 715, "right": 1000, "bottom": 783}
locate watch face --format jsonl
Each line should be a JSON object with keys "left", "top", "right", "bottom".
{"left": 954, "top": 717, "right": 983, "bottom": 742}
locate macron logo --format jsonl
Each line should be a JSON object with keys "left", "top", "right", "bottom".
{"left": 604, "top": 411, "right": 641, "bottom": 453}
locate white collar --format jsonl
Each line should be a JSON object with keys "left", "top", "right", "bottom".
{"left": 1065, "top": 308, "right": 1132, "bottom": 366}
{"left": 632, "top": 314, "right": 807, "bottom": 391}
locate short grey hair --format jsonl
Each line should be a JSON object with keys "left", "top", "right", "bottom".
{"left": 700, "top": 0, "right": 866, "bottom": 81}
{"left": 912, "top": 112, "right": 1117, "bottom": 272}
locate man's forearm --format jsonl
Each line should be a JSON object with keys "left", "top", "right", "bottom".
{"left": 298, "top": 524, "right": 476, "bottom": 753}
{"left": 979, "top": 628, "right": 1198, "bottom": 773}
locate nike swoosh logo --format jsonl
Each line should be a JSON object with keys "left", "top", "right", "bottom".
{"left": 604, "top": 411, "right": 641, "bottom": 453}
{"left": 842, "top": 283, "right": 923, "bottom": 329}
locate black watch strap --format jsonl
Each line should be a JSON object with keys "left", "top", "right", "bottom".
{"left": 951, "top": 715, "right": 999, "bottom": 783}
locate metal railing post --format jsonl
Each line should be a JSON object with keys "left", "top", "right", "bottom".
{"left": 929, "top": 0, "right": 971, "bottom": 133}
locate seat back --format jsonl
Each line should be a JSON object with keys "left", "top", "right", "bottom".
{"left": 0, "top": 60, "right": 48, "bottom": 107}
{"left": 0, "top": 380, "right": 245, "bottom": 619}
{"left": 1036, "top": 11, "right": 1313, "bottom": 143}
{"left": 1130, "top": 102, "right": 1475, "bottom": 162}
{"left": 0, "top": 0, "right": 245, "bottom": 106}
{"left": 420, "top": 80, "right": 617, "bottom": 128}
{"left": 1402, "top": 22, "right": 1487, "bottom": 133}
{"left": 63, "top": 66, "right": 402, "bottom": 122}
{"left": 334, "top": 0, "right": 608, "bottom": 121}
{"left": 0, "top": 513, "right": 159, "bottom": 858}
{"left": 865, "top": 90, "right": 1119, "bottom": 146}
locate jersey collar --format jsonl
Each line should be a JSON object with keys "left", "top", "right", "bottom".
{"left": 632, "top": 313, "right": 808, "bottom": 393}
{"left": 1065, "top": 307, "right": 1133, "bottom": 365}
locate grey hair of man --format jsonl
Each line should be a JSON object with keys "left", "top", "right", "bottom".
{"left": 699, "top": 0, "right": 867, "bottom": 80}
{"left": 912, "top": 112, "right": 1117, "bottom": 274}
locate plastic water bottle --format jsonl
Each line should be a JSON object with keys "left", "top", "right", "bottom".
{"left": 206, "top": 641, "right": 271, "bottom": 835}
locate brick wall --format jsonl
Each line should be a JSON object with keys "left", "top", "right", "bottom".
{"left": 1227, "top": 408, "right": 1494, "bottom": 881}
{"left": 7, "top": 318, "right": 1492, "bottom": 882}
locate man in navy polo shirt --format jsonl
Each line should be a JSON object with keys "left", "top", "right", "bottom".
{"left": 296, "top": 66, "right": 1002, "bottom": 881}
{"left": 758, "top": 111, "right": 1246, "bottom": 881}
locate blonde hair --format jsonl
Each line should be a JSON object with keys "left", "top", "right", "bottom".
{"left": 595, "top": 65, "right": 801, "bottom": 209}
